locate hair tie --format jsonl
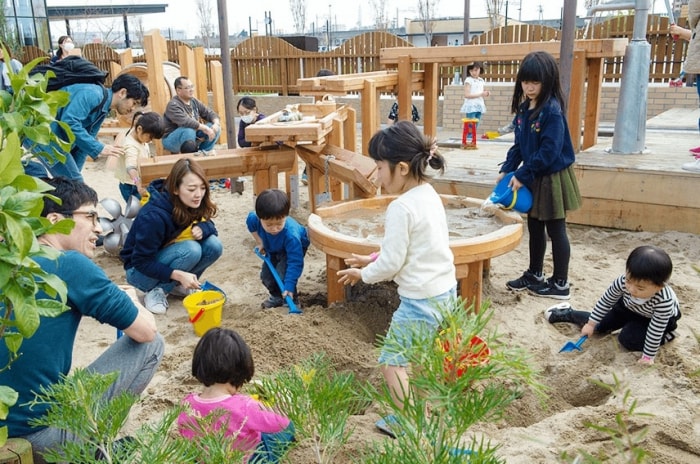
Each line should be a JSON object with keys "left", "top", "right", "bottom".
{"left": 427, "top": 139, "right": 438, "bottom": 162}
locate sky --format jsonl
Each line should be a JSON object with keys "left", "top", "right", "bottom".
{"left": 46, "top": 0, "right": 599, "bottom": 39}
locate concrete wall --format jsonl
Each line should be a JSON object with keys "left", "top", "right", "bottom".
{"left": 231, "top": 83, "right": 697, "bottom": 135}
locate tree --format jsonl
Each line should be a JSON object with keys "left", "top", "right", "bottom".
{"left": 0, "top": 50, "right": 76, "bottom": 447}
{"left": 485, "top": 0, "right": 506, "bottom": 29}
{"left": 129, "top": 16, "right": 147, "bottom": 49}
{"left": 417, "top": 0, "right": 440, "bottom": 46}
{"left": 370, "top": 0, "right": 390, "bottom": 31}
{"left": 289, "top": 0, "right": 307, "bottom": 34}
{"left": 196, "top": 0, "right": 216, "bottom": 49}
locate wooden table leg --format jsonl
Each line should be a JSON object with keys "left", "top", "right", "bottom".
{"left": 326, "top": 255, "right": 347, "bottom": 305}
{"left": 460, "top": 260, "right": 484, "bottom": 312}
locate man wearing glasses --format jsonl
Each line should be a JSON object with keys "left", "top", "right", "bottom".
{"left": 0, "top": 177, "right": 164, "bottom": 462}
{"left": 162, "top": 76, "right": 221, "bottom": 154}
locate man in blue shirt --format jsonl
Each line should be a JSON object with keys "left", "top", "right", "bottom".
{"left": 24, "top": 74, "right": 149, "bottom": 181}
{"left": 0, "top": 177, "right": 164, "bottom": 462}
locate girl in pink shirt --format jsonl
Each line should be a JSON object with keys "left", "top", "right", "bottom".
{"left": 178, "top": 328, "right": 294, "bottom": 462}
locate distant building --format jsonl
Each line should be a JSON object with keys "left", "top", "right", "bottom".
{"left": 3, "top": 0, "right": 51, "bottom": 50}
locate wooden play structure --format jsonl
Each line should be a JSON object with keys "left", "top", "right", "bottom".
{"left": 308, "top": 196, "right": 524, "bottom": 309}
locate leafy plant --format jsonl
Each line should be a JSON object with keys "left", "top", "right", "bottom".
{"left": 560, "top": 374, "right": 652, "bottom": 464}
{"left": 0, "top": 46, "right": 76, "bottom": 446}
{"left": 254, "top": 352, "right": 371, "bottom": 464}
{"left": 358, "top": 298, "right": 546, "bottom": 463}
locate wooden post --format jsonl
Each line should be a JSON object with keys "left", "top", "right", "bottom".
{"left": 193, "top": 47, "right": 209, "bottom": 103}
{"left": 178, "top": 44, "right": 196, "bottom": 89}
{"left": 360, "top": 79, "right": 378, "bottom": 155}
{"left": 397, "top": 55, "right": 412, "bottom": 122}
{"left": 210, "top": 60, "right": 227, "bottom": 145}
{"left": 582, "top": 56, "right": 604, "bottom": 150}
{"left": 568, "top": 50, "right": 586, "bottom": 152}
{"left": 423, "top": 62, "right": 439, "bottom": 139}
{"left": 143, "top": 30, "right": 168, "bottom": 155}
{"left": 0, "top": 438, "right": 33, "bottom": 464}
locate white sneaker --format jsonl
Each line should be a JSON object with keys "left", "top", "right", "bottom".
{"left": 682, "top": 158, "right": 700, "bottom": 172}
{"left": 170, "top": 285, "right": 195, "bottom": 298}
{"left": 144, "top": 287, "right": 168, "bottom": 314}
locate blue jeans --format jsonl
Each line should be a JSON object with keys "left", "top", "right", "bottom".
{"left": 126, "top": 236, "right": 223, "bottom": 293}
{"left": 378, "top": 287, "right": 457, "bottom": 366}
{"left": 22, "top": 148, "right": 88, "bottom": 181}
{"left": 119, "top": 183, "right": 141, "bottom": 203}
{"left": 22, "top": 333, "right": 165, "bottom": 464}
{"left": 162, "top": 123, "right": 220, "bottom": 153}
{"left": 249, "top": 422, "right": 295, "bottom": 463}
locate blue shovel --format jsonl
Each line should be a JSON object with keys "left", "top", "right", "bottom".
{"left": 254, "top": 247, "right": 302, "bottom": 314}
{"left": 559, "top": 335, "right": 588, "bottom": 353}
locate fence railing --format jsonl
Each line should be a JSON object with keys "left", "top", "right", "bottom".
{"left": 19, "top": 15, "right": 688, "bottom": 96}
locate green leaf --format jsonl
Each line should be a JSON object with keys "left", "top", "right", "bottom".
{"left": 0, "top": 426, "right": 7, "bottom": 447}
{"left": 36, "top": 298, "right": 69, "bottom": 318}
{"left": 3, "top": 333, "right": 23, "bottom": 355}
{"left": 13, "top": 300, "right": 40, "bottom": 338}
{"left": 0, "top": 386, "right": 19, "bottom": 419}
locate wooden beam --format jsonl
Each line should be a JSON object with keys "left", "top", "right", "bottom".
{"left": 193, "top": 47, "right": 208, "bottom": 104}
{"left": 210, "top": 60, "right": 227, "bottom": 145}
{"left": 423, "top": 62, "right": 439, "bottom": 140}
{"left": 361, "top": 79, "right": 379, "bottom": 155}
{"left": 583, "top": 57, "right": 604, "bottom": 150}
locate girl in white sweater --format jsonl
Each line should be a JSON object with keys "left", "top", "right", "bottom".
{"left": 337, "top": 121, "right": 456, "bottom": 435}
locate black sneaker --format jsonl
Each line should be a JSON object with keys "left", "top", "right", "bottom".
{"left": 506, "top": 270, "right": 544, "bottom": 291}
{"left": 530, "top": 278, "right": 570, "bottom": 300}
{"left": 544, "top": 303, "right": 573, "bottom": 323}
{"left": 261, "top": 295, "right": 284, "bottom": 309}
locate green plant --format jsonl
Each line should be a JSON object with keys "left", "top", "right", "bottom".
{"left": 254, "top": 352, "right": 371, "bottom": 464}
{"left": 0, "top": 48, "right": 76, "bottom": 446}
{"left": 359, "top": 298, "right": 546, "bottom": 463}
{"left": 560, "top": 374, "right": 652, "bottom": 464}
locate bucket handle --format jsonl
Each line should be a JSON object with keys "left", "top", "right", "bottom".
{"left": 189, "top": 308, "right": 205, "bottom": 324}
{"left": 504, "top": 189, "right": 518, "bottom": 210}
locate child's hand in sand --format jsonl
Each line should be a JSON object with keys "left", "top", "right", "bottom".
{"left": 581, "top": 321, "right": 596, "bottom": 338}
{"left": 638, "top": 355, "right": 654, "bottom": 365}
{"left": 337, "top": 268, "right": 362, "bottom": 286}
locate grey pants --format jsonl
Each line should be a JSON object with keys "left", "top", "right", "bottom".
{"left": 23, "top": 333, "right": 165, "bottom": 463}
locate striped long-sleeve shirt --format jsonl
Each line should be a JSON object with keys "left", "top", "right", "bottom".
{"left": 589, "top": 274, "right": 680, "bottom": 358}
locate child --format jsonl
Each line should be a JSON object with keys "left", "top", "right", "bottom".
{"left": 110, "top": 111, "right": 164, "bottom": 202}
{"left": 459, "top": 61, "right": 490, "bottom": 135}
{"left": 246, "top": 189, "right": 310, "bottom": 309}
{"left": 545, "top": 245, "right": 681, "bottom": 365}
{"left": 386, "top": 92, "right": 420, "bottom": 125}
{"left": 178, "top": 327, "right": 295, "bottom": 462}
{"left": 237, "top": 97, "right": 266, "bottom": 148}
{"left": 501, "top": 51, "right": 582, "bottom": 300}
{"left": 336, "top": 121, "right": 457, "bottom": 434}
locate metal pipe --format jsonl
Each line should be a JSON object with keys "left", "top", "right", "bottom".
{"left": 586, "top": 0, "right": 637, "bottom": 16}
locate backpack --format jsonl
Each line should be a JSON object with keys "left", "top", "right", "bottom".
{"left": 32, "top": 55, "right": 108, "bottom": 92}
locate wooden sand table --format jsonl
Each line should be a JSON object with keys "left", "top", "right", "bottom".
{"left": 308, "top": 195, "right": 524, "bottom": 310}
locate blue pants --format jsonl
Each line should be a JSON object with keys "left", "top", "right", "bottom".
{"left": 126, "top": 236, "right": 223, "bottom": 293}
{"left": 249, "top": 423, "right": 295, "bottom": 464}
{"left": 162, "top": 123, "right": 220, "bottom": 153}
{"left": 260, "top": 249, "right": 307, "bottom": 299}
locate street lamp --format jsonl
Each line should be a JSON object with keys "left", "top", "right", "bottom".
{"left": 328, "top": 4, "right": 332, "bottom": 49}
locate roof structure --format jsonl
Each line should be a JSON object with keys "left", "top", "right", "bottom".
{"left": 47, "top": 4, "right": 168, "bottom": 20}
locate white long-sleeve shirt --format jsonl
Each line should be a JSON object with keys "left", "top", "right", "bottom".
{"left": 361, "top": 183, "right": 456, "bottom": 299}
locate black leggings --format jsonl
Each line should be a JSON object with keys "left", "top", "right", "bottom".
{"left": 527, "top": 217, "right": 570, "bottom": 282}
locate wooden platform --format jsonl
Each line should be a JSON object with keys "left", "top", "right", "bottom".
{"left": 433, "top": 108, "right": 700, "bottom": 234}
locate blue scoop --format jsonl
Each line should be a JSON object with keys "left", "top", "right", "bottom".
{"left": 254, "top": 247, "right": 302, "bottom": 314}
{"left": 559, "top": 335, "right": 588, "bottom": 353}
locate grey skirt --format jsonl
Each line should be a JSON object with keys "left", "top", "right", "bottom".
{"left": 529, "top": 165, "right": 582, "bottom": 221}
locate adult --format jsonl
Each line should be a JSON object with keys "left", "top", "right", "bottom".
{"left": 23, "top": 74, "right": 150, "bottom": 181}
{"left": 120, "top": 158, "right": 223, "bottom": 314}
{"left": 162, "top": 76, "right": 221, "bottom": 154}
{"left": 0, "top": 177, "right": 164, "bottom": 464}
{"left": 0, "top": 41, "right": 22, "bottom": 93}
{"left": 236, "top": 96, "right": 265, "bottom": 148}
{"left": 681, "top": 0, "right": 700, "bottom": 172}
{"left": 50, "top": 35, "right": 74, "bottom": 64}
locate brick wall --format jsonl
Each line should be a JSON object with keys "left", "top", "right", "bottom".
{"left": 232, "top": 83, "right": 697, "bottom": 134}
{"left": 442, "top": 83, "right": 700, "bottom": 133}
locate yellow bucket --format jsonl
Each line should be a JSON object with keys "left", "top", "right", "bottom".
{"left": 183, "top": 290, "right": 225, "bottom": 336}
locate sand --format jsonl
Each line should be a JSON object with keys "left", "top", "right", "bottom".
{"left": 72, "top": 152, "right": 700, "bottom": 463}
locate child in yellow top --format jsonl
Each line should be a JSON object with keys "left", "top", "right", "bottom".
{"left": 112, "top": 111, "right": 165, "bottom": 202}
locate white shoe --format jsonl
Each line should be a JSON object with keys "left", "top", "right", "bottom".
{"left": 682, "top": 158, "right": 700, "bottom": 172}
{"left": 144, "top": 287, "right": 168, "bottom": 314}
{"left": 170, "top": 285, "right": 195, "bottom": 298}
{"left": 544, "top": 302, "right": 572, "bottom": 322}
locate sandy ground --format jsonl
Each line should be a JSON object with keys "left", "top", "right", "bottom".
{"left": 72, "top": 150, "right": 700, "bottom": 463}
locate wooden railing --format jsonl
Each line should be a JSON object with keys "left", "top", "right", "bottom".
{"left": 19, "top": 15, "right": 689, "bottom": 95}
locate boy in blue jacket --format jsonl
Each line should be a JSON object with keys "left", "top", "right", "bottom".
{"left": 247, "top": 189, "right": 310, "bottom": 308}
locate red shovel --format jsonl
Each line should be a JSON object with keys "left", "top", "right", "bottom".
{"left": 559, "top": 335, "right": 588, "bottom": 353}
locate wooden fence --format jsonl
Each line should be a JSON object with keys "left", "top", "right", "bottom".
{"left": 18, "top": 15, "right": 689, "bottom": 95}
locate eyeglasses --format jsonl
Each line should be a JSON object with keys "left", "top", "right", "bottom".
{"left": 61, "top": 210, "right": 99, "bottom": 225}
{"left": 177, "top": 85, "right": 195, "bottom": 90}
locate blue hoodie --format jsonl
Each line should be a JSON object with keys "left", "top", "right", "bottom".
{"left": 121, "top": 179, "right": 218, "bottom": 282}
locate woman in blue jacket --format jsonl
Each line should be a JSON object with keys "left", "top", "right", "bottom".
{"left": 121, "top": 158, "right": 223, "bottom": 314}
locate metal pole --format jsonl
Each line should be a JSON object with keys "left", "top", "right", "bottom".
{"left": 217, "top": 0, "right": 236, "bottom": 150}
{"left": 559, "top": 0, "right": 578, "bottom": 102}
